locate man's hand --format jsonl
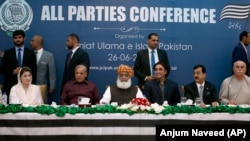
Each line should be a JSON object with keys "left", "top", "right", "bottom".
{"left": 13, "top": 67, "right": 21, "bottom": 75}
{"left": 146, "top": 75, "right": 156, "bottom": 81}
{"left": 228, "top": 100, "right": 237, "bottom": 105}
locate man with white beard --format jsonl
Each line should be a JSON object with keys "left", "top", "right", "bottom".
{"left": 100, "top": 64, "right": 144, "bottom": 105}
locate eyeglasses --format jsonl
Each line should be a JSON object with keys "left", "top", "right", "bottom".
{"left": 118, "top": 73, "right": 130, "bottom": 77}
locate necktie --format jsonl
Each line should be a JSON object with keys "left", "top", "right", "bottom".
{"left": 151, "top": 50, "right": 155, "bottom": 75}
{"left": 35, "top": 51, "right": 38, "bottom": 63}
{"left": 17, "top": 49, "right": 22, "bottom": 67}
{"left": 199, "top": 85, "right": 204, "bottom": 101}
{"left": 67, "top": 51, "right": 73, "bottom": 70}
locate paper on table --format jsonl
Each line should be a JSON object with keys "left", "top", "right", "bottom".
{"left": 185, "top": 99, "right": 193, "bottom": 105}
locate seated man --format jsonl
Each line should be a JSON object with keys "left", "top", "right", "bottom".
{"left": 219, "top": 60, "right": 250, "bottom": 105}
{"left": 184, "top": 64, "right": 218, "bottom": 107}
{"left": 60, "top": 64, "right": 100, "bottom": 105}
{"left": 143, "top": 62, "right": 180, "bottom": 105}
{"left": 100, "top": 64, "right": 144, "bottom": 105}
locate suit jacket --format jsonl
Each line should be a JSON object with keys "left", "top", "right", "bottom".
{"left": 61, "top": 48, "right": 90, "bottom": 94}
{"left": 36, "top": 50, "right": 56, "bottom": 89}
{"left": 143, "top": 79, "right": 180, "bottom": 105}
{"left": 1, "top": 47, "right": 37, "bottom": 96}
{"left": 232, "top": 43, "right": 249, "bottom": 75}
{"left": 134, "top": 48, "right": 170, "bottom": 90}
{"left": 184, "top": 81, "right": 218, "bottom": 105}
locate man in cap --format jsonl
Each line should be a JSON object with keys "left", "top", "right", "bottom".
{"left": 100, "top": 64, "right": 144, "bottom": 105}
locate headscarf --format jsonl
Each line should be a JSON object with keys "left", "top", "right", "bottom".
{"left": 11, "top": 67, "right": 43, "bottom": 105}
{"left": 17, "top": 67, "right": 33, "bottom": 84}
{"left": 117, "top": 64, "right": 134, "bottom": 77}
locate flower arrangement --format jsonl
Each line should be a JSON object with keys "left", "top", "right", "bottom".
{"left": 118, "top": 98, "right": 164, "bottom": 113}
{"left": 131, "top": 97, "right": 151, "bottom": 106}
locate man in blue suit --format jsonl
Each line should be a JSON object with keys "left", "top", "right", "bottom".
{"left": 30, "top": 35, "right": 56, "bottom": 104}
{"left": 134, "top": 33, "right": 170, "bottom": 91}
{"left": 61, "top": 33, "right": 90, "bottom": 95}
{"left": 232, "top": 31, "right": 250, "bottom": 76}
{"left": 143, "top": 62, "right": 180, "bottom": 105}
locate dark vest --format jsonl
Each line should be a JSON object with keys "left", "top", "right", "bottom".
{"left": 110, "top": 85, "right": 138, "bottom": 105}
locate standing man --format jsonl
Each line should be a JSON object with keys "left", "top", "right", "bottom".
{"left": 232, "top": 31, "right": 250, "bottom": 76}
{"left": 133, "top": 33, "right": 170, "bottom": 91}
{"left": 30, "top": 35, "right": 56, "bottom": 104}
{"left": 61, "top": 33, "right": 90, "bottom": 95}
{"left": 184, "top": 64, "right": 219, "bottom": 107}
{"left": 0, "top": 30, "right": 37, "bottom": 101}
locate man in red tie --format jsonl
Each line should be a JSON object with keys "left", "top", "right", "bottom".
{"left": 61, "top": 33, "right": 90, "bottom": 95}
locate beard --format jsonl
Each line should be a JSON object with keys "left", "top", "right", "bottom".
{"left": 116, "top": 78, "right": 132, "bottom": 89}
{"left": 14, "top": 40, "right": 24, "bottom": 47}
{"left": 67, "top": 45, "right": 73, "bottom": 50}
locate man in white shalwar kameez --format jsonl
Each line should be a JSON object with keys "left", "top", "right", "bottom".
{"left": 219, "top": 60, "right": 250, "bottom": 105}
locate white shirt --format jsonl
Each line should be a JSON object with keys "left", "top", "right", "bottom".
{"left": 35, "top": 48, "right": 43, "bottom": 64}
{"left": 100, "top": 86, "right": 144, "bottom": 104}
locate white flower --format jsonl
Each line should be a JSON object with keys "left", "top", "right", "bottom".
{"left": 130, "top": 105, "right": 139, "bottom": 111}
{"left": 139, "top": 105, "right": 146, "bottom": 111}
{"left": 151, "top": 103, "right": 164, "bottom": 113}
{"left": 118, "top": 104, "right": 130, "bottom": 109}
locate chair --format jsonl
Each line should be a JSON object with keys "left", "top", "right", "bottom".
{"left": 39, "top": 85, "right": 47, "bottom": 103}
{"left": 180, "top": 85, "right": 185, "bottom": 97}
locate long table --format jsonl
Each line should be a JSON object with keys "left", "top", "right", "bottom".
{"left": 1, "top": 112, "right": 250, "bottom": 141}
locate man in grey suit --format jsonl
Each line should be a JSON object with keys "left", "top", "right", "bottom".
{"left": 30, "top": 35, "right": 56, "bottom": 104}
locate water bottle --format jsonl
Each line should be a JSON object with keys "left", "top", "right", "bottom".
{"left": 0, "top": 88, "right": 2, "bottom": 104}
{"left": 2, "top": 92, "right": 7, "bottom": 105}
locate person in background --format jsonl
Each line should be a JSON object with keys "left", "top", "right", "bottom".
{"left": 61, "top": 33, "right": 90, "bottom": 95}
{"left": 133, "top": 33, "right": 170, "bottom": 91}
{"left": 0, "top": 50, "right": 3, "bottom": 58}
{"left": 143, "top": 62, "right": 180, "bottom": 106}
{"left": 30, "top": 35, "right": 56, "bottom": 104}
{"left": 219, "top": 60, "right": 250, "bottom": 105}
{"left": 9, "top": 67, "right": 43, "bottom": 105}
{"left": 0, "top": 30, "right": 37, "bottom": 103}
{"left": 100, "top": 64, "right": 144, "bottom": 105}
{"left": 0, "top": 50, "right": 4, "bottom": 89}
{"left": 184, "top": 64, "right": 219, "bottom": 107}
{"left": 60, "top": 64, "right": 100, "bottom": 105}
{"left": 232, "top": 30, "right": 250, "bottom": 76}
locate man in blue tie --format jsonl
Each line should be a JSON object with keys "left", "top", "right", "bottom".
{"left": 133, "top": 33, "right": 170, "bottom": 91}
{"left": 0, "top": 30, "right": 37, "bottom": 102}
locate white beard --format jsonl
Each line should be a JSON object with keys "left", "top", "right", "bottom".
{"left": 116, "top": 78, "right": 132, "bottom": 89}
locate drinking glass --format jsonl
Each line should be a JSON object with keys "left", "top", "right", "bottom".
{"left": 181, "top": 97, "right": 187, "bottom": 104}
{"left": 78, "top": 96, "right": 84, "bottom": 104}
{"left": 195, "top": 97, "right": 201, "bottom": 106}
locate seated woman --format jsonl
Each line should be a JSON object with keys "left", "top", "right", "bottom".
{"left": 9, "top": 67, "right": 44, "bottom": 105}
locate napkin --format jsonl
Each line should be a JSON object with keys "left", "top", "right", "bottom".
{"left": 185, "top": 99, "right": 193, "bottom": 105}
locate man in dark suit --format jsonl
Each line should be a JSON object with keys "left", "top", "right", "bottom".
{"left": 30, "top": 35, "right": 56, "bottom": 104}
{"left": 133, "top": 33, "right": 170, "bottom": 91}
{"left": 143, "top": 62, "right": 180, "bottom": 105}
{"left": 0, "top": 30, "right": 37, "bottom": 100}
{"left": 232, "top": 31, "right": 250, "bottom": 76}
{"left": 184, "top": 64, "right": 219, "bottom": 107}
{"left": 61, "top": 33, "right": 90, "bottom": 95}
